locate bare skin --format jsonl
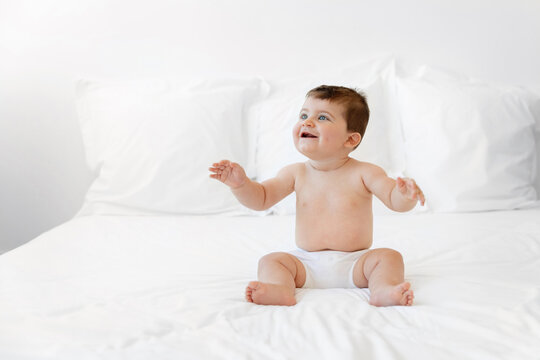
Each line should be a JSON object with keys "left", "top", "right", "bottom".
{"left": 210, "top": 96, "right": 424, "bottom": 307}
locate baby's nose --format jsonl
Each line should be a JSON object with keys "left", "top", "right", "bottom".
{"left": 302, "top": 118, "right": 314, "bottom": 126}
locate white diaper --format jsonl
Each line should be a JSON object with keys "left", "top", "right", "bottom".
{"left": 288, "top": 248, "right": 370, "bottom": 289}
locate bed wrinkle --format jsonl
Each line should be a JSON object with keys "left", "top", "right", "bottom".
{"left": 417, "top": 305, "right": 539, "bottom": 358}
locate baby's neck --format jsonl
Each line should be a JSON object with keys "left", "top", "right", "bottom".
{"left": 307, "top": 157, "right": 351, "bottom": 172}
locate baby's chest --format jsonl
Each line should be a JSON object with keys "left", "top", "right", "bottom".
{"left": 295, "top": 176, "right": 369, "bottom": 210}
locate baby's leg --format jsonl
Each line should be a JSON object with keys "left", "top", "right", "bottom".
{"left": 352, "top": 248, "right": 414, "bottom": 306}
{"left": 246, "top": 252, "right": 306, "bottom": 306}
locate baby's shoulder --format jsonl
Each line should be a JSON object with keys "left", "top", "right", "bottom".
{"left": 347, "top": 158, "right": 383, "bottom": 173}
{"left": 346, "top": 159, "right": 387, "bottom": 181}
{"left": 277, "top": 162, "right": 305, "bottom": 177}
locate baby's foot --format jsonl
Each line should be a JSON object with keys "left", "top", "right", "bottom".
{"left": 245, "top": 281, "right": 296, "bottom": 306}
{"left": 369, "top": 282, "right": 414, "bottom": 307}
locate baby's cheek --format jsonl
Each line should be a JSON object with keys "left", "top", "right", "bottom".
{"left": 292, "top": 123, "right": 301, "bottom": 139}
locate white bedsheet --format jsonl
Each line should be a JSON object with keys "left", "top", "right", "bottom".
{"left": 1, "top": 209, "right": 540, "bottom": 360}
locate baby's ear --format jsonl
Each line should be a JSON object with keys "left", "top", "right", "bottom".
{"left": 345, "top": 132, "right": 362, "bottom": 148}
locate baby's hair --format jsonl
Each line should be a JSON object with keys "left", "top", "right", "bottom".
{"left": 306, "top": 85, "right": 369, "bottom": 149}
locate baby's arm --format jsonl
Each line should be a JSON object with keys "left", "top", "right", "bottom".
{"left": 209, "top": 160, "right": 296, "bottom": 211}
{"left": 362, "top": 164, "right": 425, "bottom": 212}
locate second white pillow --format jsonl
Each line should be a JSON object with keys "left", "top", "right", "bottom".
{"left": 396, "top": 66, "right": 538, "bottom": 212}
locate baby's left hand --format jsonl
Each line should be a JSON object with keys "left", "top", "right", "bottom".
{"left": 396, "top": 177, "right": 425, "bottom": 206}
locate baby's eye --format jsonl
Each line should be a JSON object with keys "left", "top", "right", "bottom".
{"left": 318, "top": 115, "right": 328, "bottom": 121}
{"left": 300, "top": 114, "right": 308, "bottom": 120}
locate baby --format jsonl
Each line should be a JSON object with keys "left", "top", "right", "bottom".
{"left": 209, "top": 85, "right": 425, "bottom": 307}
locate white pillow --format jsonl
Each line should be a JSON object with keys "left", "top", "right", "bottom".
{"left": 396, "top": 66, "right": 538, "bottom": 212}
{"left": 254, "top": 57, "right": 406, "bottom": 215}
{"left": 75, "top": 76, "right": 269, "bottom": 216}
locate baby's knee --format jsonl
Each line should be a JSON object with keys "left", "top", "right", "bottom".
{"left": 378, "top": 248, "right": 404, "bottom": 263}
{"left": 258, "top": 252, "right": 288, "bottom": 267}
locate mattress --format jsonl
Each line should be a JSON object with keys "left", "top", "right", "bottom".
{"left": 1, "top": 209, "right": 540, "bottom": 360}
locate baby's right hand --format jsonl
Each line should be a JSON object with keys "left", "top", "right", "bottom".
{"left": 209, "top": 160, "right": 248, "bottom": 189}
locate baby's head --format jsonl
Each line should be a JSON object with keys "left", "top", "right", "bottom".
{"left": 306, "top": 85, "right": 370, "bottom": 150}
{"left": 294, "top": 85, "right": 370, "bottom": 160}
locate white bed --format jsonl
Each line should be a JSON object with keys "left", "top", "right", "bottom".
{"left": 1, "top": 209, "right": 540, "bottom": 359}
{"left": 2, "top": 57, "right": 540, "bottom": 359}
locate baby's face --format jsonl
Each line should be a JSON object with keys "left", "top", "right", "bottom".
{"left": 293, "top": 97, "right": 353, "bottom": 160}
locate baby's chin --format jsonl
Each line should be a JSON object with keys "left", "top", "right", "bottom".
{"left": 294, "top": 143, "right": 316, "bottom": 159}
{"left": 295, "top": 143, "right": 353, "bottom": 162}
{"left": 294, "top": 146, "right": 327, "bottom": 162}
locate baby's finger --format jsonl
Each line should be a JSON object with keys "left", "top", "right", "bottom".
{"left": 406, "top": 178, "right": 417, "bottom": 189}
{"left": 214, "top": 160, "right": 228, "bottom": 168}
{"left": 411, "top": 189, "right": 423, "bottom": 204}
{"left": 419, "top": 191, "right": 426, "bottom": 206}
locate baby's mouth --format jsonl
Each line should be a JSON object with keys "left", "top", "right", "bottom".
{"left": 301, "top": 131, "right": 318, "bottom": 138}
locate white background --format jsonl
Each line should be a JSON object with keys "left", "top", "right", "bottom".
{"left": 1, "top": 0, "right": 539, "bottom": 253}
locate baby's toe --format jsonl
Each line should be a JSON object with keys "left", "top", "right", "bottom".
{"left": 405, "top": 291, "right": 414, "bottom": 306}
{"left": 400, "top": 282, "right": 411, "bottom": 292}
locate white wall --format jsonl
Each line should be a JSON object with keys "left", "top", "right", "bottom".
{"left": 1, "top": 0, "right": 540, "bottom": 253}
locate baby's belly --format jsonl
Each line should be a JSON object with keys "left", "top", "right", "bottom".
{"left": 295, "top": 211, "right": 373, "bottom": 252}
